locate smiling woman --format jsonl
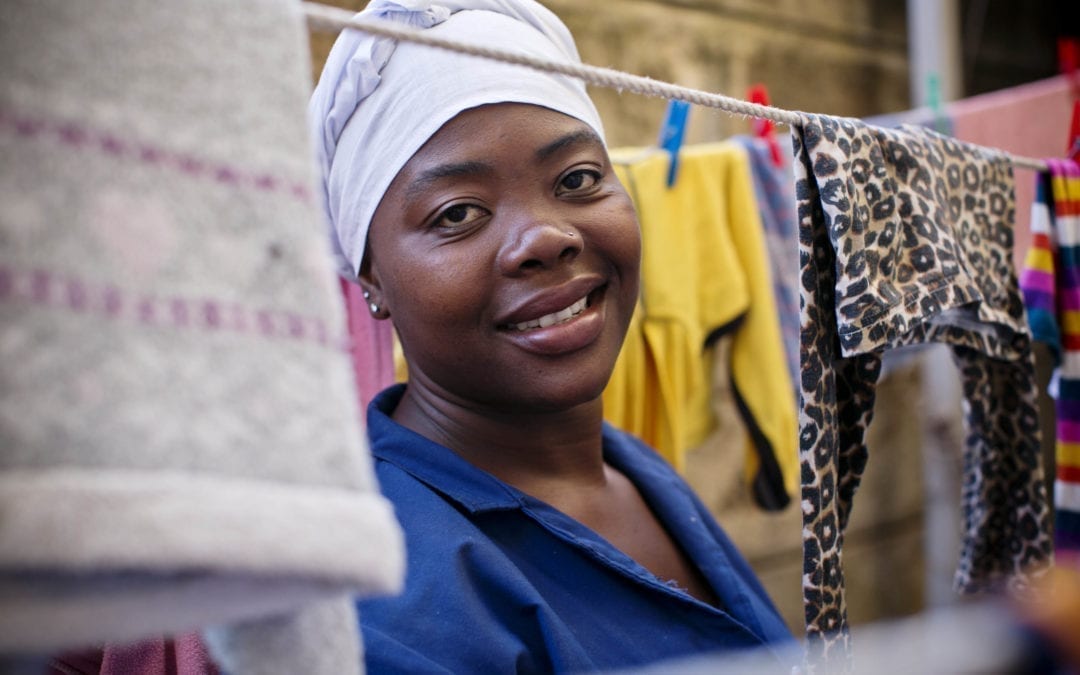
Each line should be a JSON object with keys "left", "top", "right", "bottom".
{"left": 308, "top": 0, "right": 796, "bottom": 672}
{"left": 369, "top": 104, "right": 639, "bottom": 414}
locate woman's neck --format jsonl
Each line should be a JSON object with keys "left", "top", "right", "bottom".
{"left": 391, "top": 383, "right": 609, "bottom": 491}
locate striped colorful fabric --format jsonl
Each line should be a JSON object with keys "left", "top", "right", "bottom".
{"left": 1020, "top": 158, "right": 1080, "bottom": 555}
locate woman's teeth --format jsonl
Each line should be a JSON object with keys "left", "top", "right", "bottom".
{"left": 509, "top": 296, "right": 588, "bottom": 331}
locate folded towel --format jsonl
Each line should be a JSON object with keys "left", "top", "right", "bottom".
{"left": 0, "top": 0, "right": 404, "bottom": 665}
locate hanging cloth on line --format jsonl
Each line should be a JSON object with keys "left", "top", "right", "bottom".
{"left": 792, "top": 113, "right": 1054, "bottom": 665}
{"left": 949, "top": 74, "right": 1077, "bottom": 272}
{"left": 733, "top": 134, "right": 800, "bottom": 398}
{"left": 1020, "top": 158, "right": 1080, "bottom": 559}
{"left": 604, "top": 142, "right": 798, "bottom": 510}
{"left": 340, "top": 277, "right": 397, "bottom": 411}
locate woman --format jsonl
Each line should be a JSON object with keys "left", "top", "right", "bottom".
{"left": 309, "top": 1, "right": 794, "bottom": 671}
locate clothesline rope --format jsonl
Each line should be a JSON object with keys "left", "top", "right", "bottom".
{"left": 302, "top": 2, "right": 1050, "bottom": 173}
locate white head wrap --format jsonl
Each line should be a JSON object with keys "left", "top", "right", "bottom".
{"left": 308, "top": 0, "right": 605, "bottom": 277}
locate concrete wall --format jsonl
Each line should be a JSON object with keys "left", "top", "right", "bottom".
{"left": 542, "top": 0, "right": 909, "bottom": 147}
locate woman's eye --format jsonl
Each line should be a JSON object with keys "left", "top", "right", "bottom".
{"left": 434, "top": 203, "right": 487, "bottom": 229}
{"left": 558, "top": 169, "right": 601, "bottom": 194}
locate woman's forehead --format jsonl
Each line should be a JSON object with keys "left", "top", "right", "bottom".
{"left": 405, "top": 102, "right": 603, "bottom": 169}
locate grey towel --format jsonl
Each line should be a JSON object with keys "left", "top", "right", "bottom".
{"left": 0, "top": 0, "right": 404, "bottom": 667}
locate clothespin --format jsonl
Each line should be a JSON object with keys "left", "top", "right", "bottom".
{"left": 1058, "top": 37, "right": 1080, "bottom": 159}
{"left": 747, "top": 84, "right": 783, "bottom": 167}
{"left": 926, "top": 73, "right": 949, "bottom": 135}
{"left": 1060, "top": 37, "right": 1080, "bottom": 99}
{"left": 657, "top": 99, "right": 690, "bottom": 187}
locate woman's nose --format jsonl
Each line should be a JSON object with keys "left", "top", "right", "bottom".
{"left": 497, "top": 218, "right": 582, "bottom": 275}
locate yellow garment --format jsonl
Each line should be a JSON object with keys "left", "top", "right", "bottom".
{"left": 607, "top": 143, "right": 797, "bottom": 509}
{"left": 393, "top": 329, "right": 408, "bottom": 383}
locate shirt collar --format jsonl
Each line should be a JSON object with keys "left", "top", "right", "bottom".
{"left": 367, "top": 384, "right": 524, "bottom": 513}
{"left": 366, "top": 384, "right": 669, "bottom": 514}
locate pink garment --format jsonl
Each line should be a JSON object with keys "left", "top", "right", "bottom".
{"left": 948, "top": 74, "right": 1076, "bottom": 273}
{"left": 340, "top": 278, "right": 397, "bottom": 411}
{"left": 101, "top": 636, "right": 216, "bottom": 675}
{"left": 51, "top": 634, "right": 217, "bottom": 675}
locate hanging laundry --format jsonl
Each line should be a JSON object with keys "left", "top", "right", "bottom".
{"left": 791, "top": 113, "right": 1054, "bottom": 664}
{"left": 732, "top": 134, "right": 800, "bottom": 396}
{"left": 605, "top": 142, "right": 797, "bottom": 511}
{"left": 0, "top": 0, "right": 404, "bottom": 670}
{"left": 341, "top": 277, "right": 397, "bottom": 410}
{"left": 52, "top": 634, "right": 217, "bottom": 675}
{"left": 950, "top": 75, "right": 1077, "bottom": 271}
{"left": 1021, "top": 159, "right": 1080, "bottom": 559}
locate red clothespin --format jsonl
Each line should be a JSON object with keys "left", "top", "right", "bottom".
{"left": 1060, "top": 37, "right": 1080, "bottom": 97}
{"left": 1060, "top": 37, "right": 1080, "bottom": 160}
{"left": 747, "top": 84, "right": 783, "bottom": 167}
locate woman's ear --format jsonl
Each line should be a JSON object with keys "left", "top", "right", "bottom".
{"left": 357, "top": 255, "right": 389, "bottom": 320}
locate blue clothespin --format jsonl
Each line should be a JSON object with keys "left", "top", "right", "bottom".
{"left": 657, "top": 99, "right": 690, "bottom": 187}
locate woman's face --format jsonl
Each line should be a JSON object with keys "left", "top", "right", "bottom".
{"left": 364, "top": 102, "right": 641, "bottom": 413}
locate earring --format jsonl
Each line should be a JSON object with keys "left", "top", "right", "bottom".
{"left": 362, "top": 290, "right": 370, "bottom": 300}
{"left": 369, "top": 303, "right": 379, "bottom": 314}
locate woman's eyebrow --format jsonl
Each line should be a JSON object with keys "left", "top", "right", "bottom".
{"left": 403, "top": 130, "right": 602, "bottom": 201}
{"left": 535, "top": 129, "right": 604, "bottom": 162}
{"left": 405, "top": 160, "right": 493, "bottom": 202}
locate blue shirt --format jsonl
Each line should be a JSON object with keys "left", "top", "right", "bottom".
{"left": 358, "top": 385, "right": 795, "bottom": 673}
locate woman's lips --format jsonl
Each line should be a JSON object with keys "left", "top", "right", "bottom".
{"left": 498, "top": 286, "right": 607, "bottom": 356}
{"left": 501, "top": 294, "right": 589, "bottom": 332}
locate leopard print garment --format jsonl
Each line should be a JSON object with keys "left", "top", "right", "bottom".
{"left": 791, "top": 113, "right": 1053, "bottom": 667}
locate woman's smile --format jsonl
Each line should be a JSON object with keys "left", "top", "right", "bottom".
{"left": 496, "top": 279, "right": 608, "bottom": 355}
{"left": 501, "top": 294, "right": 589, "bottom": 332}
